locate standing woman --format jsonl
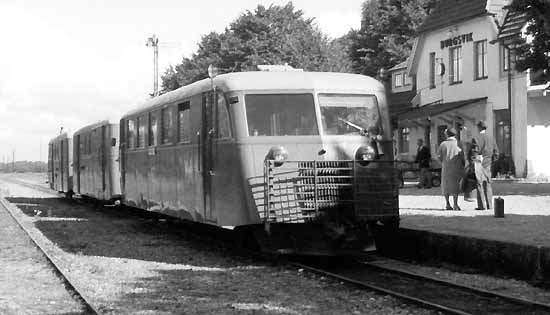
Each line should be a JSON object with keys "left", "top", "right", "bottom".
{"left": 437, "top": 128, "right": 464, "bottom": 210}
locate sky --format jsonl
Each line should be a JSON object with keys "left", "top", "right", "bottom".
{"left": 0, "top": 0, "right": 364, "bottom": 162}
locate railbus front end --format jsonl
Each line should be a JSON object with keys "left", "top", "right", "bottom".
{"left": 231, "top": 73, "right": 400, "bottom": 255}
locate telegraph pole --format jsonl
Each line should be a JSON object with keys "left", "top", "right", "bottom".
{"left": 146, "top": 35, "right": 159, "bottom": 97}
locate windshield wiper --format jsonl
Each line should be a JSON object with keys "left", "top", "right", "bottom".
{"left": 338, "top": 118, "right": 367, "bottom": 135}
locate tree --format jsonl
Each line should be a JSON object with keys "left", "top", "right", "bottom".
{"left": 161, "top": 2, "right": 353, "bottom": 92}
{"left": 349, "top": 0, "right": 437, "bottom": 76}
{"left": 508, "top": 0, "right": 550, "bottom": 84}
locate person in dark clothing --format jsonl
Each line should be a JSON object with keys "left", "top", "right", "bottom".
{"left": 474, "top": 120, "right": 498, "bottom": 209}
{"left": 415, "top": 139, "right": 432, "bottom": 188}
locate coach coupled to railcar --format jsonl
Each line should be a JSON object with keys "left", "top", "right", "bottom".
{"left": 48, "top": 132, "right": 73, "bottom": 196}
{"left": 72, "top": 120, "right": 121, "bottom": 201}
{"left": 118, "top": 70, "right": 400, "bottom": 255}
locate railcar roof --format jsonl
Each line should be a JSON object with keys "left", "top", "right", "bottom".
{"left": 48, "top": 132, "right": 70, "bottom": 145}
{"left": 122, "top": 71, "right": 383, "bottom": 118}
{"left": 73, "top": 120, "right": 113, "bottom": 136}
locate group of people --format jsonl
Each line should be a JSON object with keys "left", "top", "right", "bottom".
{"left": 415, "top": 121, "right": 498, "bottom": 211}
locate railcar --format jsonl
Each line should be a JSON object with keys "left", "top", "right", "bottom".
{"left": 119, "top": 70, "right": 399, "bottom": 255}
{"left": 72, "top": 121, "right": 121, "bottom": 201}
{"left": 48, "top": 132, "right": 73, "bottom": 196}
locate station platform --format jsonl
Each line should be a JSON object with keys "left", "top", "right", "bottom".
{"left": 382, "top": 181, "right": 550, "bottom": 283}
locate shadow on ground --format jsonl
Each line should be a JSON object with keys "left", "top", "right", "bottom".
{"left": 6, "top": 197, "right": 245, "bottom": 268}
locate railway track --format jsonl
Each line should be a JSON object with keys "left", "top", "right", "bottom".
{"left": 0, "top": 196, "right": 100, "bottom": 315}
{"left": 291, "top": 256, "right": 550, "bottom": 315}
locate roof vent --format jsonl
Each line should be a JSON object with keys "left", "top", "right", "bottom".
{"left": 257, "top": 64, "right": 303, "bottom": 72}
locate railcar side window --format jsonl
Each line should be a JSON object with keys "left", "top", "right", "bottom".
{"left": 127, "top": 119, "right": 136, "bottom": 149}
{"left": 137, "top": 115, "right": 146, "bottom": 148}
{"left": 245, "top": 94, "right": 317, "bottom": 136}
{"left": 319, "top": 94, "right": 381, "bottom": 136}
{"left": 161, "top": 108, "right": 173, "bottom": 144}
{"left": 178, "top": 102, "right": 191, "bottom": 142}
{"left": 217, "top": 93, "right": 231, "bottom": 139}
{"left": 149, "top": 112, "right": 158, "bottom": 146}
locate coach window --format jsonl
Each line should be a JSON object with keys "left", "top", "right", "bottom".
{"left": 137, "top": 115, "right": 146, "bottom": 148}
{"left": 245, "top": 94, "right": 318, "bottom": 136}
{"left": 178, "top": 101, "right": 191, "bottom": 142}
{"left": 149, "top": 111, "right": 158, "bottom": 146}
{"left": 161, "top": 107, "right": 173, "bottom": 144}
{"left": 128, "top": 119, "right": 136, "bottom": 149}
{"left": 217, "top": 93, "right": 231, "bottom": 139}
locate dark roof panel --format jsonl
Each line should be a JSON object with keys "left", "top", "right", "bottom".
{"left": 497, "top": 10, "right": 529, "bottom": 44}
{"left": 398, "top": 97, "right": 488, "bottom": 121}
{"left": 417, "top": 0, "right": 488, "bottom": 34}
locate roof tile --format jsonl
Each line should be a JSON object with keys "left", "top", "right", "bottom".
{"left": 417, "top": 0, "right": 488, "bottom": 34}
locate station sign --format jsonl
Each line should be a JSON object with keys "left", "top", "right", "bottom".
{"left": 440, "top": 32, "right": 473, "bottom": 49}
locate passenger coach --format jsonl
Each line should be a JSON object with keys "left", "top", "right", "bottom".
{"left": 72, "top": 120, "right": 121, "bottom": 201}
{"left": 48, "top": 132, "right": 73, "bottom": 196}
{"left": 119, "top": 70, "right": 399, "bottom": 254}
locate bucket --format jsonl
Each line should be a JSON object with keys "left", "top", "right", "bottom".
{"left": 494, "top": 197, "right": 504, "bottom": 218}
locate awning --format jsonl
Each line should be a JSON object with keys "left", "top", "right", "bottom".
{"left": 398, "top": 97, "right": 487, "bottom": 122}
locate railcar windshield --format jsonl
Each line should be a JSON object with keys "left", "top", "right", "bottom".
{"left": 319, "top": 93, "right": 381, "bottom": 135}
{"left": 245, "top": 94, "right": 318, "bottom": 136}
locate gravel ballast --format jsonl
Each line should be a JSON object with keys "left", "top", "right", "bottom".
{"left": 0, "top": 173, "right": 438, "bottom": 315}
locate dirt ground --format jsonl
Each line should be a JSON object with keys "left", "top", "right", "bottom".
{"left": 0, "top": 173, "right": 438, "bottom": 315}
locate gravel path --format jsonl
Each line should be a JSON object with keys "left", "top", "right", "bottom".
{"left": 0, "top": 174, "right": 438, "bottom": 315}
{"left": 0, "top": 197, "right": 84, "bottom": 315}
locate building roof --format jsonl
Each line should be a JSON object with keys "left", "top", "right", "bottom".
{"left": 388, "top": 60, "right": 408, "bottom": 72}
{"left": 417, "top": 0, "right": 488, "bottom": 34}
{"left": 398, "top": 97, "right": 488, "bottom": 121}
{"left": 496, "top": 9, "right": 529, "bottom": 45}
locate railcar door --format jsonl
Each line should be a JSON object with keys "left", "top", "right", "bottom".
{"left": 201, "top": 91, "right": 215, "bottom": 220}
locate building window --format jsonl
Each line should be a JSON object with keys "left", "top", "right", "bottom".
{"left": 449, "top": 46, "right": 462, "bottom": 84}
{"left": 399, "top": 127, "right": 410, "bottom": 153}
{"left": 137, "top": 115, "right": 146, "bottom": 148}
{"left": 161, "top": 107, "right": 173, "bottom": 144}
{"left": 502, "top": 45, "right": 518, "bottom": 72}
{"left": 404, "top": 73, "right": 411, "bottom": 86}
{"left": 474, "top": 40, "right": 488, "bottom": 79}
{"left": 394, "top": 72, "right": 403, "bottom": 88}
{"left": 429, "top": 52, "right": 436, "bottom": 89}
{"left": 148, "top": 112, "right": 158, "bottom": 146}
{"left": 178, "top": 102, "right": 191, "bottom": 142}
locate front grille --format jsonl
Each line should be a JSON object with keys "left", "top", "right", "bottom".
{"left": 261, "top": 160, "right": 399, "bottom": 223}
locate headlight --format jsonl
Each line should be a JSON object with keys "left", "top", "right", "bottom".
{"left": 355, "top": 145, "right": 376, "bottom": 166}
{"left": 266, "top": 146, "right": 289, "bottom": 167}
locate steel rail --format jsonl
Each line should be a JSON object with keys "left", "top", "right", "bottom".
{"left": 0, "top": 196, "right": 100, "bottom": 315}
{"left": 361, "top": 258, "right": 550, "bottom": 311}
{"left": 290, "top": 258, "right": 550, "bottom": 315}
{"left": 290, "top": 261, "right": 472, "bottom": 315}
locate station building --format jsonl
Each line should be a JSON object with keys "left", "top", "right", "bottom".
{"left": 389, "top": 0, "right": 550, "bottom": 178}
